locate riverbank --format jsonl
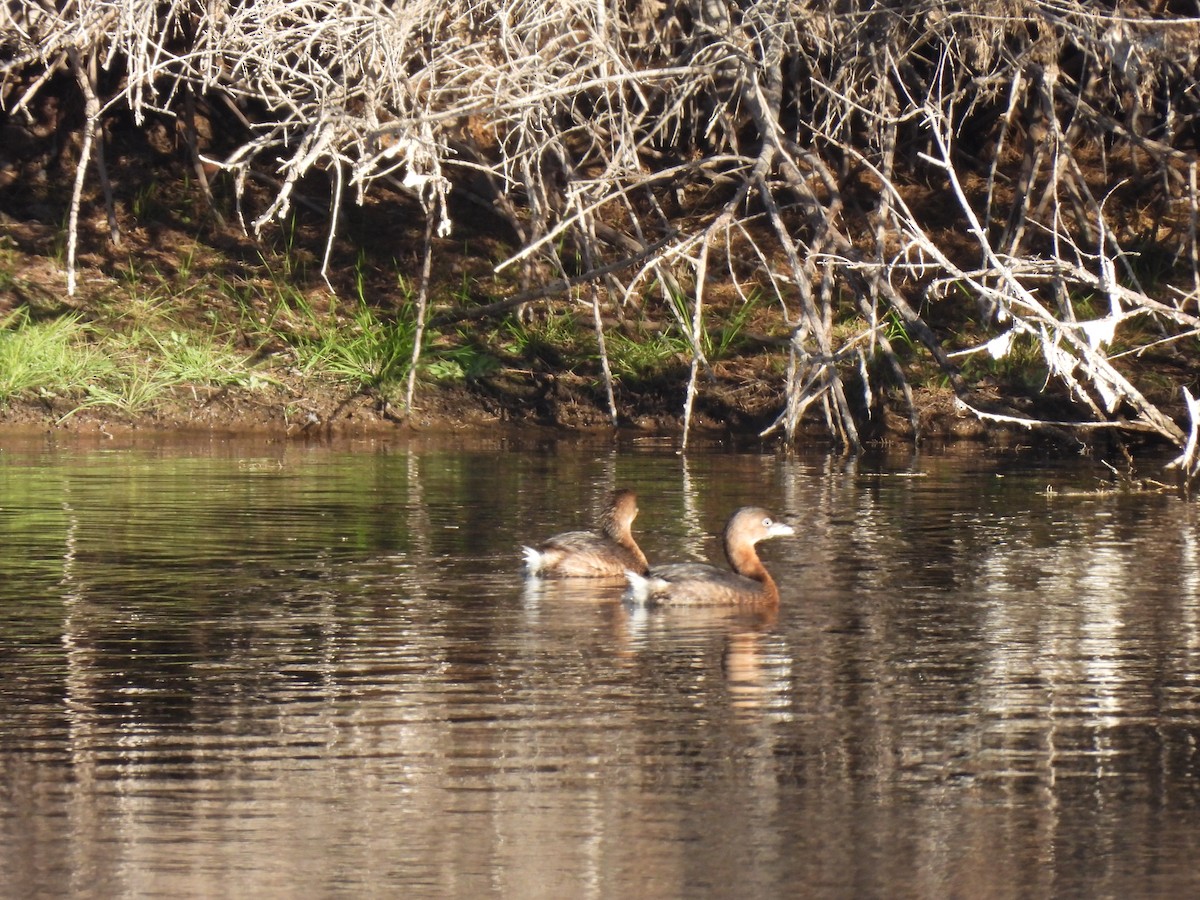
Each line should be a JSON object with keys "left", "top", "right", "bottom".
{"left": 0, "top": 199, "right": 984, "bottom": 446}
{"left": 0, "top": 210, "right": 1181, "bottom": 457}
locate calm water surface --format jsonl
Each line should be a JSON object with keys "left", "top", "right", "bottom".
{"left": 1, "top": 430, "right": 1199, "bottom": 898}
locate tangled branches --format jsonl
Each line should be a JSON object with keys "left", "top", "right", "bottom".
{"left": 3, "top": 1, "right": 1200, "bottom": 473}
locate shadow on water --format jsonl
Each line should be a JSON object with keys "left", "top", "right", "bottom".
{"left": 1, "top": 430, "right": 1199, "bottom": 896}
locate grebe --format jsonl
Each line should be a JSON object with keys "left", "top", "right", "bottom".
{"left": 625, "top": 506, "right": 793, "bottom": 605}
{"left": 523, "top": 488, "right": 650, "bottom": 578}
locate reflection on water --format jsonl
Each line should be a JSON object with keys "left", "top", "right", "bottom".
{"left": 2, "top": 431, "right": 1200, "bottom": 897}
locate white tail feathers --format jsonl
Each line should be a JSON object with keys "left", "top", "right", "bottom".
{"left": 624, "top": 569, "right": 654, "bottom": 604}
{"left": 522, "top": 546, "right": 545, "bottom": 577}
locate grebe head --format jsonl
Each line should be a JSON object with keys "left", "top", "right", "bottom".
{"left": 722, "top": 507, "right": 794, "bottom": 565}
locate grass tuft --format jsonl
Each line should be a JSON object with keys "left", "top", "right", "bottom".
{"left": 293, "top": 300, "right": 417, "bottom": 392}
{"left": 0, "top": 310, "right": 108, "bottom": 404}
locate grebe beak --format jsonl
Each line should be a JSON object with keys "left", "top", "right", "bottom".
{"left": 768, "top": 520, "right": 795, "bottom": 538}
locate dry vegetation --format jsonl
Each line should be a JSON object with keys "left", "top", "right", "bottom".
{"left": 2, "top": 1, "right": 1200, "bottom": 476}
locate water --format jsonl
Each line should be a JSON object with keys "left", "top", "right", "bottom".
{"left": 1, "top": 429, "right": 1199, "bottom": 898}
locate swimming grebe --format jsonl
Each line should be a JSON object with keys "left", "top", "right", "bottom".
{"left": 625, "top": 506, "right": 793, "bottom": 605}
{"left": 523, "top": 488, "right": 650, "bottom": 578}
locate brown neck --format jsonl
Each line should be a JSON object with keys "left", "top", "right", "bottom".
{"left": 755, "top": 571, "right": 780, "bottom": 605}
{"left": 725, "top": 539, "right": 765, "bottom": 577}
{"left": 602, "top": 513, "right": 646, "bottom": 570}
{"left": 726, "top": 543, "right": 778, "bottom": 603}
{"left": 599, "top": 509, "right": 624, "bottom": 542}
{"left": 621, "top": 538, "right": 649, "bottom": 572}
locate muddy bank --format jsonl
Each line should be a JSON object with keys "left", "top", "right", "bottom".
{"left": 0, "top": 370, "right": 1083, "bottom": 452}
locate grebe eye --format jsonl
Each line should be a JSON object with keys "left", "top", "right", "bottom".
{"left": 762, "top": 517, "right": 772, "bottom": 527}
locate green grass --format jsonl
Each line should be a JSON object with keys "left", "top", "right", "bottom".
{"left": 292, "top": 298, "right": 416, "bottom": 391}
{"left": 606, "top": 323, "right": 688, "bottom": 378}
{"left": 287, "top": 295, "right": 509, "bottom": 392}
{"left": 67, "top": 366, "right": 178, "bottom": 418}
{"left": 604, "top": 292, "right": 760, "bottom": 380}
{"left": 147, "top": 329, "right": 260, "bottom": 387}
{"left": 498, "top": 310, "right": 587, "bottom": 361}
{"left": 0, "top": 295, "right": 269, "bottom": 419}
{"left": 58, "top": 324, "right": 268, "bottom": 421}
{"left": 0, "top": 310, "right": 109, "bottom": 404}
{"left": 425, "top": 338, "right": 502, "bottom": 381}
